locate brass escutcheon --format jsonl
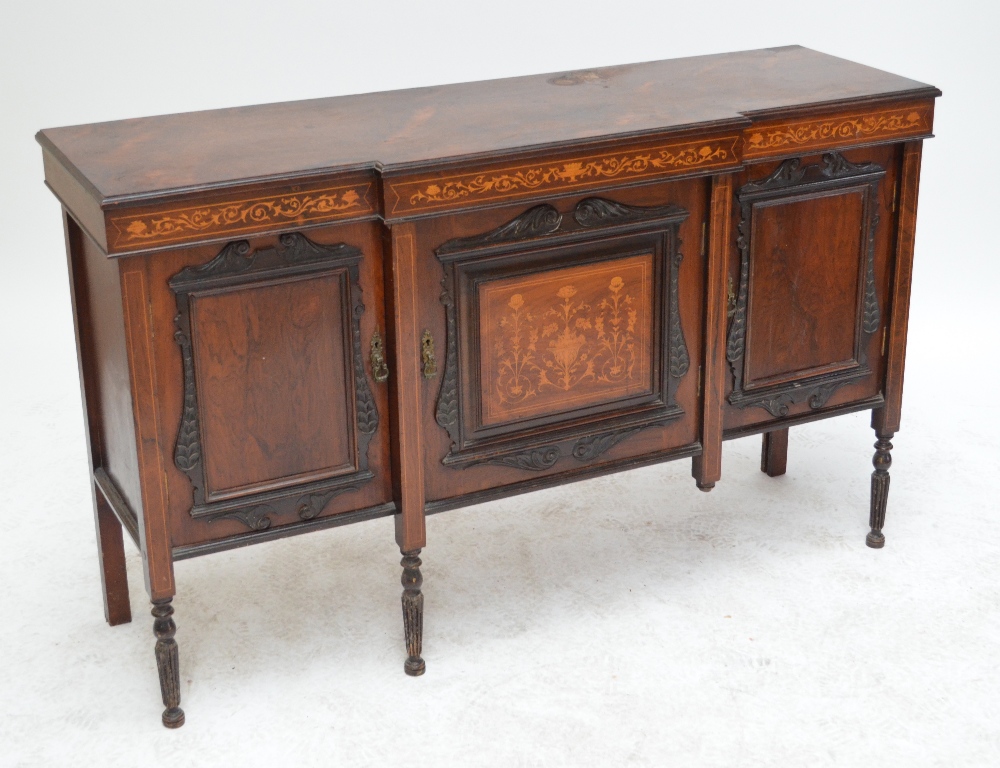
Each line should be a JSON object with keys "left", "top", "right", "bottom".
{"left": 421, "top": 330, "right": 437, "bottom": 379}
{"left": 370, "top": 329, "right": 389, "bottom": 383}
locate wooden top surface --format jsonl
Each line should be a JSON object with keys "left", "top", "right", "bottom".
{"left": 38, "top": 46, "right": 937, "bottom": 203}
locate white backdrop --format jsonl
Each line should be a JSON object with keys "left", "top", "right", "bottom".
{"left": 1, "top": 2, "right": 998, "bottom": 766}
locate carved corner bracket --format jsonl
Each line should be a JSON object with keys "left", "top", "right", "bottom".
{"left": 168, "top": 232, "right": 379, "bottom": 531}
{"left": 726, "top": 151, "right": 884, "bottom": 417}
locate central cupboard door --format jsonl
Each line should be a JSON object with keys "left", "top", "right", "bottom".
{"left": 418, "top": 184, "right": 708, "bottom": 506}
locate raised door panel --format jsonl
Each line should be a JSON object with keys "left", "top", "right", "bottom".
{"left": 142, "top": 225, "right": 392, "bottom": 545}
{"left": 744, "top": 190, "right": 865, "bottom": 385}
{"left": 416, "top": 179, "right": 707, "bottom": 505}
{"left": 723, "top": 147, "right": 898, "bottom": 432}
{"left": 190, "top": 272, "right": 356, "bottom": 500}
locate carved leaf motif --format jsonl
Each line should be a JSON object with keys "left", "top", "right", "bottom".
{"left": 574, "top": 198, "right": 687, "bottom": 228}
{"left": 173, "top": 324, "right": 202, "bottom": 474}
{"left": 727, "top": 214, "right": 751, "bottom": 379}
{"left": 296, "top": 484, "right": 362, "bottom": 521}
{"left": 484, "top": 446, "right": 561, "bottom": 471}
{"left": 761, "top": 397, "right": 792, "bottom": 418}
{"left": 667, "top": 251, "right": 689, "bottom": 379}
{"left": 571, "top": 427, "right": 644, "bottom": 461}
{"left": 437, "top": 205, "right": 562, "bottom": 253}
{"left": 217, "top": 505, "right": 273, "bottom": 531}
{"left": 435, "top": 273, "right": 461, "bottom": 450}
{"left": 861, "top": 209, "right": 882, "bottom": 336}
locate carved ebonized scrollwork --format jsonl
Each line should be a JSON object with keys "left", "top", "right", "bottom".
{"left": 574, "top": 198, "right": 687, "bottom": 228}
{"left": 483, "top": 446, "right": 562, "bottom": 472}
{"left": 216, "top": 505, "right": 274, "bottom": 532}
{"left": 727, "top": 152, "right": 885, "bottom": 417}
{"left": 169, "top": 232, "right": 379, "bottom": 532}
{"left": 667, "top": 249, "right": 689, "bottom": 381}
{"left": 296, "top": 484, "right": 366, "bottom": 521}
{"left": 435, "top": 268, "right": 461, "bottom": 452}
{"left": 436, "top": 204, "right": 563, "bottom": 254}
{"left": 571, "top": 426, "right": 646, "bottom": 461}
{"left": 173, "top": 323, "right": 202, "bottom": 484}
{"left": 433, "top": 197, "right": 690, "bottom": 473}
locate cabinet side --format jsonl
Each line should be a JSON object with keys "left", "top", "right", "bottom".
{"left": 64, "top": 213, "right": 144, "bottom": 542}
{"left": 873, "top": 140, "right": 924, "bottom": 435}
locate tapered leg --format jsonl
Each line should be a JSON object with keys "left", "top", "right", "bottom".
{"left": 152, "top": 598, "right": 185, "bottom": 728}
{"left": 400, "top": 549, "right": 425, "bottom": 676}
{"left": 94, "top": 489, "right": 132, "bottom": 626}
{"left": 867, "top": 432, "right": 894, "bottom": 549}
{"left": 760, "top": 428, "right": 789, "bottom": 477}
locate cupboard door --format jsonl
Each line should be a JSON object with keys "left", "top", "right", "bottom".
{"left": 432, "top": 197, "right": 694, "bottom": 473}
{"left": 726, "top": 151, "right": 887, "bottom": 420}
{"left": 168, "top": 232, "right": 384, "bottom": 531}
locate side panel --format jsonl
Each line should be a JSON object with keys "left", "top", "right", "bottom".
{"left": 69, "top": 215, "right": 143, "bottom": 532}
{"left": 723, "top": 145, "right": 899, "bottom": 433}
{"left": 131, "top": 221, "right": 394, "bottom": 549}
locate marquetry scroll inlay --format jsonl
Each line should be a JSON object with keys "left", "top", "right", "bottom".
{"left": 744, "top": 106, "right": 931, "bottom": 157}
{"left": 109, "top": 184, "right": 373, "bottom": 250}
{"left": 481, "top": 255, "right": 653, "bottom": 425}
{"left": 389, "top": 137, "right": 740, "bottom": 214}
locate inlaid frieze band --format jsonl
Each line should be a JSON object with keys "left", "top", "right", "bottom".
{"left": 108, "top": 183, "right": 375, "bottom": 250}
{"left": 387, "top": 137, "right": 740, "bottom": 215}
{"left": 744, "top": 104, "right": 932, "bottom": 158}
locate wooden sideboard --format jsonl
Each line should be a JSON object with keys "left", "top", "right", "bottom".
{"left": 37, "top": 46, "right": 939, "bottom": 727}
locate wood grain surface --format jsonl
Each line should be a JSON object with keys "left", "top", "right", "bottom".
{"left": 38, "top": 47, "right": 936, "bottom": 201}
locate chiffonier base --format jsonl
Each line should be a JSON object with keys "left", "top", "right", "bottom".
{"left": 38, "top": 46, "right": 935, "bottom": 727}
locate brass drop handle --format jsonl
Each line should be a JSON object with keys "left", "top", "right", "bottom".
{"left": 421, "top": 330, "right": 437, "bottom": 379}
{"left": 370, "top": 329, "right": 389, "bottom": 383}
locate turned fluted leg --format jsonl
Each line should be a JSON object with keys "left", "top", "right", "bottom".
{"left": 152, "top": 599, "right": 184, "bottom": 728}
{"left": 867, "top": 433, "right": 894, "bottom": 549}
{"left": 400, "top": 549, "right": 425, "bottom": 676}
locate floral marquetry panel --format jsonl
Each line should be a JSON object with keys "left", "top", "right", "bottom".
{"left": 479, "top": 255, "right": 655, "bottom": 426}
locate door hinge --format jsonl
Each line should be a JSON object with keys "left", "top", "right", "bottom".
{"left": 697, "top": 365, "right": 703, "bottom": 397}
{"left": 882, "top": 326, "right": 889, "bottom": 356}
{"left": 700, "top": 221, "right": 707, "bottom": 257}
{"left": 892, "top": 180, "right": 899, "bottom": 213}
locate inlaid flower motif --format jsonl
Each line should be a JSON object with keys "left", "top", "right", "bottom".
{"left": 558, "top": 162, "right": 586, "bottom": 181}
{"left": 493, "top": 272, "right": 640, "bottom": 405}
